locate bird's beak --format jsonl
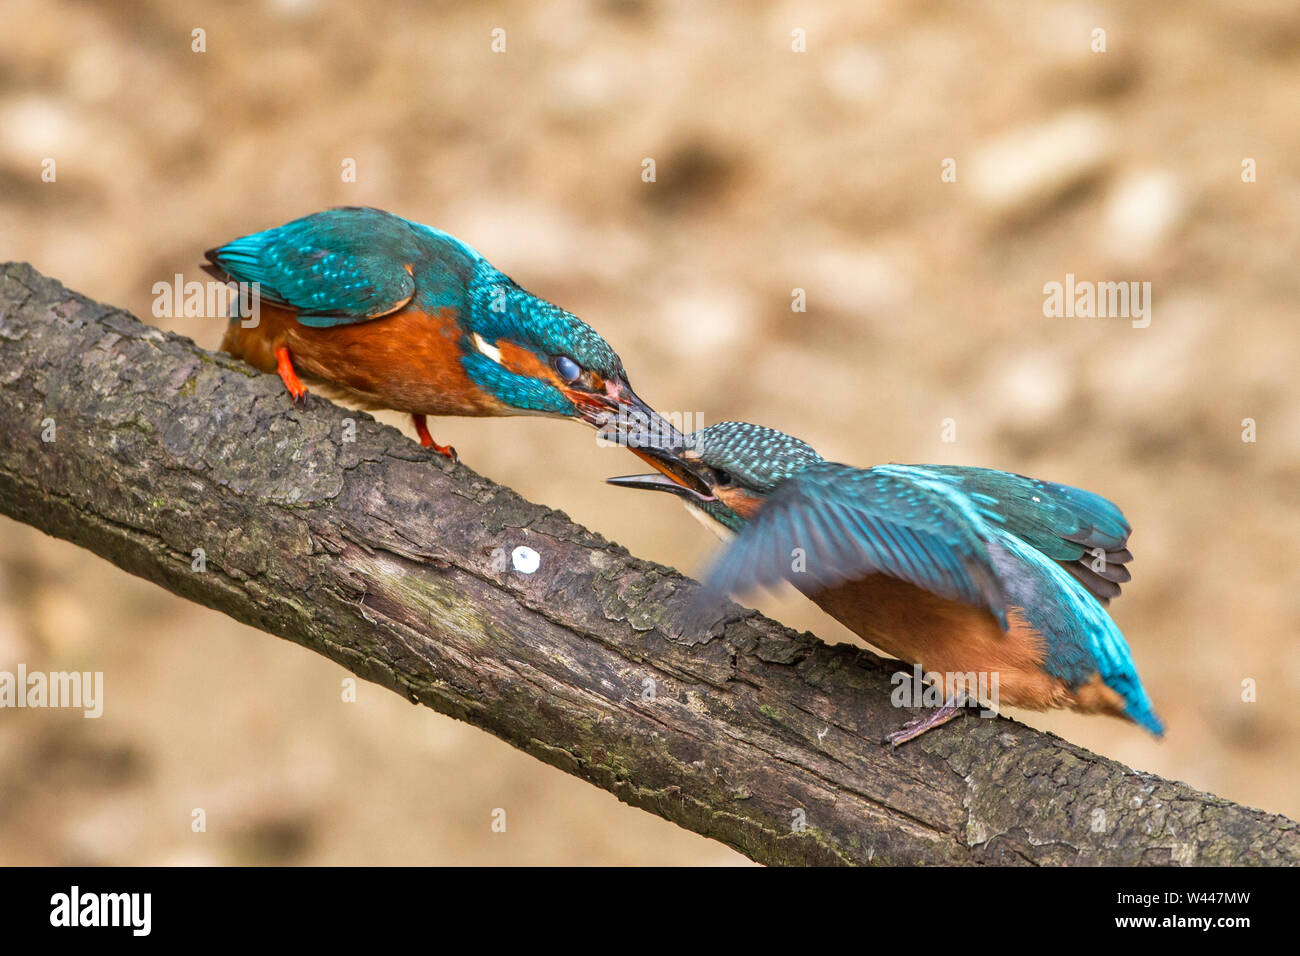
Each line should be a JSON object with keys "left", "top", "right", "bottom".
{"left": 606, "top": 432, "right": 717, "bottom": 503}
{"left": 565, "top": 376, "right": 686, "bottom": 446}
{"left": 606, "top": 472, "right": 710, "bottom": 499}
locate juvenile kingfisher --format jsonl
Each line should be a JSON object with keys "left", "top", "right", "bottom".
{"left": 608, "top": 422, "right": 1163, "bottom": 745}
{"left": 203, "top": 206, "right": 668, "bottom": 459}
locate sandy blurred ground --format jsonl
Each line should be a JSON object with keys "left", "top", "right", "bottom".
{"left": 1, "top": 0, "right": 1298, "bottom": 864}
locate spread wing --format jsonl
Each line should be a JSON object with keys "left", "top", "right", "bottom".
{"left": 923, "top": 466, "right": 1133, "bottom": 604}
{"left": 702, "top": 462, "right": 1010, "bottom": 628}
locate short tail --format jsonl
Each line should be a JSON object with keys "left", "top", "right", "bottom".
{"left": 1111, "top": 673, "right": 1164, "bottom": 736}
{"left": 988, "top": 532, "right": 1164, "bottom": 737}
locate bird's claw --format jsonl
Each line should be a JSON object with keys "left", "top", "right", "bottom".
{"left": 412, "top": 414, "right": 457, "bottom": 462}
{"left": 274, "top": 346, "right": 308, "bottom": 408}
{"left": 883, "top": 704, "right": 965, "bottom": 748}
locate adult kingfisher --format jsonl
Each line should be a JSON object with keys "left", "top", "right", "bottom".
{"left": 608, "top": 421, "right": 1163, "bottom": 745}
{"left": 203, "top": 206, "right": 669, "bottom": 459}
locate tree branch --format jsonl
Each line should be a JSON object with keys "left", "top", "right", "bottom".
{"left": 0, "top": 261, "right": 1294, "bottom": 866}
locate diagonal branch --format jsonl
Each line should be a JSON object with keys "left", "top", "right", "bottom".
{"left": 0, "top": 261, "right": 1294, "bottom": 866}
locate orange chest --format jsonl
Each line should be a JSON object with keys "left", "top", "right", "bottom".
{"left": 233, "top": 304, "right": 511, "bottom": 416}
{"left": 810, "top": 575, "right": 1129, "bottom": 718}
{"left": 810, "top": 575, "right": 1047, "bottom": 678}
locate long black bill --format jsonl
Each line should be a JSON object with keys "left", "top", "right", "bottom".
{"left": 606, "top": 426, "right": 717, "bottom": 502}
{"left": 605, "top": 472, "right": 714, "bottom": 502}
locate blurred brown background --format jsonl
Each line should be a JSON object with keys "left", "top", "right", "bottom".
{"left": 2, "top": 0, "right": 1298, "bottom": 865}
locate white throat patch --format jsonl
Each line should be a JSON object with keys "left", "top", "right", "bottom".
{"left": 685, "top": 501, "right": 735, "bottom": 541}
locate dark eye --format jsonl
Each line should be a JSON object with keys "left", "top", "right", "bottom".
{"left": 711, "top": 468, "right": 734, "bottom": 487}
{"left": 553, "top": 355, "right": 582, "bottom": 382}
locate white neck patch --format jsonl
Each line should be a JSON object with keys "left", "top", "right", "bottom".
{"left": 471, "top": 332, "right": 503, "bottom": 365}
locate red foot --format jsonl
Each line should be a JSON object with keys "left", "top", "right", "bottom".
{"left": 412, "top": 414, "right": 458, "bottom": 462}
{"left": 274, "top": 345, "right": 307, "bottom": 407}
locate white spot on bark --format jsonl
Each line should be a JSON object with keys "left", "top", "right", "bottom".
{"left": 511, "top": 546, "right": 540, "bottom": 574}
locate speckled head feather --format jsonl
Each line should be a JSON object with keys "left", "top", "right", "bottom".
{"left": 688, "top": 422, "right": 823, "bottom": 492}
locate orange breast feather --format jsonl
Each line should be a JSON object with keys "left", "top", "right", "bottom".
{"left": 810, "top": 574, "right": 1126, "bottom": 718}
{"left": 221, "top": 304, "right": 510, "bottom": 416}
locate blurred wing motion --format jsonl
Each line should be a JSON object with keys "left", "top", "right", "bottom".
{"left": 701, "top": 462, "right": 1012, "bottom": 628}
{"left": 700, "top": 460, "right": 1160, "bottom": 733}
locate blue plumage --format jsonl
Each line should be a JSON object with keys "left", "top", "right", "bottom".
{"left": 209, "top": 207, "right": 622, "bottom": 377}
{"left": 620, "top": 421, "right": 1163, "bottom": 737}
{"left": 209, "top": 207, "right": 449, "bottom": 321}
{"left": 706, "top": 461, "right": 1012, "bottom": 629}
{"left": 205, "top": 207, "right": 631, "bottom": 422}
{"left": 985, "top": 531, "right": 1162, "bottom": 734}
{"left": 920, "top": 466, "right": 1134, "bottom": 603}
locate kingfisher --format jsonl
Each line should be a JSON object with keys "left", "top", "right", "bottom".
{"left": 608, "top": 421, "right": 1163, "bottom": 745}
{"left": 203, "top": 206, "right": 668, "bottom": 459}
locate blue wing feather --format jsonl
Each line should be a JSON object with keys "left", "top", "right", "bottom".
{"left": 703, "top": 462, "right": 1010, "bottom": 627}
{"left": 922, "top": 466, "right": 1134, "bottom": 603}
{"left": 205, "top": 207, "right": 483, "bottom": 325}
{"left": 702, "top": 460, "right": 1162, "bottom": 734}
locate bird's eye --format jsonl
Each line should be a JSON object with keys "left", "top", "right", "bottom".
{"left": 711, "top": 468, "right": 734, "bottom": 487}
{"left": 553, "top": 355, "right": 582, "bottom": 382}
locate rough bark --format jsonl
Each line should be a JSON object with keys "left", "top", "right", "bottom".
{"left": 0, "top": 261, "right": 1295, "bottom": 866}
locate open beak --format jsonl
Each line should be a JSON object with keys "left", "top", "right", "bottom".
{"left": 606, "top": 432, "right": 717, "bottom": 503}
